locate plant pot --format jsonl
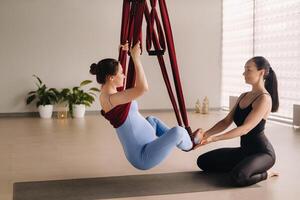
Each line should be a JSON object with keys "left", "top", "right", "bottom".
{"left": 72, "top": 104, "right": 86, "bottom": 118}
{"left": 38, "top": 105, "right": 53, "bottom": 119}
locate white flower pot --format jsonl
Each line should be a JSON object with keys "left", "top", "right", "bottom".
{"left": 38, "top": 105, "right": 53, "bottom": 119}
{"left": 72, "top": 104, "right": 86, "bottom": 118}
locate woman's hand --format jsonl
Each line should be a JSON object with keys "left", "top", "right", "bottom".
{"left": 192, "top": 133, "right": 218, "bottom": 149}
{"left": 201, "top": 131, "right": 209, "bottom": 140}
{"left": 200, "top": 135, "right": 217, "bottom": 145}
{"left": 119, "top": 41, "right": 129, "bottom": 51}
{"left": 130, "top": 41, "right": 141, "bottom": 61}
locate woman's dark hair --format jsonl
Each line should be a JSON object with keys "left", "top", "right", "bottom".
{"left": 249, "top": 56, "right": 279, "bottom": 112}
{"left": 90, "top": 58, "right": 119, "bottom": 84}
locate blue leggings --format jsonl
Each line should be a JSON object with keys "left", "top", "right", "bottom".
{"left": 146, "top": 116, "right": 192, "bottom": 150}
{"left": 140, "top": 116, "right": 193, "bottom": 169}
{"left": 117, "top": 116, "right": 192, "bottom": 170}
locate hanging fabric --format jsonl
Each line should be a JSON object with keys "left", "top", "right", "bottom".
{"left": 109, "top": 0, "right": 192, "bottom": 134}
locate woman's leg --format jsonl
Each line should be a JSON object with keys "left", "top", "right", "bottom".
{"left": 139, "top": 126, "right": 193, "bottom": 170}
{"left": 197, "top": 148, "right": 246, "bottom": 172}
{"left": 230, "top": 153, "right": 275, "bottom": 187}
{"left": 146, "top": 116, "right": 202, "bottom": 147}
{"left": 146, "top": 116, "right": 170, "bottom": 137}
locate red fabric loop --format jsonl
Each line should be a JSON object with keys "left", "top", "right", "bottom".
{"left": 106, "top": 0, "right": 191, "bottom": 133}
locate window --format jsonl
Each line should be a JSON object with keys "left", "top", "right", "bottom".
{"left": 222, "top": 0, "right": 300, "bottom": 119}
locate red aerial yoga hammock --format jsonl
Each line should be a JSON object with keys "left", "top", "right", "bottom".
{"left": 104, "top": 0, "right": 192, "bottom": 135}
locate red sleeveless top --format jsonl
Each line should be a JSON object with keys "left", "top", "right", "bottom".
{"left": 101, "top": 102, "right": 132, "bottom": 128}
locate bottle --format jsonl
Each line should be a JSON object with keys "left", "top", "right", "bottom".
{"left": 202, "top": 96, "right": 209, "bottom": 114}
{"left": 195, "top": 98, "right": 201, "bottom": 113}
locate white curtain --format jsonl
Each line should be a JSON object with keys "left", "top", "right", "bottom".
{"left": 222, "top": 0, "right": 300, "bottom": 119}
{"left": 221, "top": 0, "right": 254, "bottom": 108}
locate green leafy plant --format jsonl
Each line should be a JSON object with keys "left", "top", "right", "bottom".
{"left": 62, "top": 80, "right": 100, "bottom": 117}
{"left": 26, "top": 75, "right": 59, "bottom": 107}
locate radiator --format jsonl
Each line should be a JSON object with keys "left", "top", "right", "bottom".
{"left": 293, "top": 104, "right": 300, "bottom": 127}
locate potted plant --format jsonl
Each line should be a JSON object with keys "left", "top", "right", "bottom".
{"left": 26, "top": 75, "right": 59, "bottom": 118}
{"left": 62, "top": 80, "right": 100, "bottom": 118}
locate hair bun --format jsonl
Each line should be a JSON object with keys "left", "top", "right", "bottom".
{"left": 89, "top": 63, "right": 98, "bottom": 75}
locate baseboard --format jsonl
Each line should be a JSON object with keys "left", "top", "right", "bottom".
{"left": 0, "top": 112, "right": 39, "bottom": 118}
{"left": 0, "top": 107, "right": 221, "bottom": 118}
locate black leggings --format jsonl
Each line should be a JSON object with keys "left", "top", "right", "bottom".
{"left": 197, "top": 147, "right": 275, "bottom": 187}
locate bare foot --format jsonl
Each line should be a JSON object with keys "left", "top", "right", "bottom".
{"left": 191, "top": 128, "right": 204, "bottom": 145}
{"left": 267, "top": 170, "right": 279, "bottom": 178}
{"left": 182, "top": 129, "right": 204, "bottom": 152}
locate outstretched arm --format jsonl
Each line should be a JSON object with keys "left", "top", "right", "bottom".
{"left": 202, "top": 93, "right": 247, "bottom": 138}
{"left": 201, "top": 94, "right": 271, "bottom": 145}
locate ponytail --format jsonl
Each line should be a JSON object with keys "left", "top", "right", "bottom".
{"left": 250, "top": 56, "right": 279, "bottom": 112}
{"left": 265, "top": 67, "right": 279, "bottom": 112}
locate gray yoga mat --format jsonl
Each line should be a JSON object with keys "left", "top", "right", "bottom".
{"left": 13, "top": 171, "right": 257, "bottom": 200}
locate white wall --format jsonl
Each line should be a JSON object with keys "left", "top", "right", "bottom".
{"left": 0, "top": 0, "right": 222, "bottom": 113}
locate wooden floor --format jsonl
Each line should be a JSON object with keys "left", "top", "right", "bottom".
{"left": 0, "top": 110, "right": 299, "bottom": 200}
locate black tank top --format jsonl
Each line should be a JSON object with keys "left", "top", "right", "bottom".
{"left": 233, "top": 92, "right": 271, "bottom": 151}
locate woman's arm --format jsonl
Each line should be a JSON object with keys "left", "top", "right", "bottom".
{"left": 110, "top": 41, "right": 149, "bottom": 105}
{"left": 203, "top": 93, "right": 246, "bottom": 138}
{"left": 202, "top": 94, "right": 271, "bottom": 144}
{"left": 129, "top": 41, "right": 149, "bottom": 93}
{"left": 204, "top": 110, "right": 235, "bottom": 138}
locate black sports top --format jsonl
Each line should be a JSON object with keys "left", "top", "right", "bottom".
{"left": 233, "top": 92, "right": 271, "bottom": 151}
